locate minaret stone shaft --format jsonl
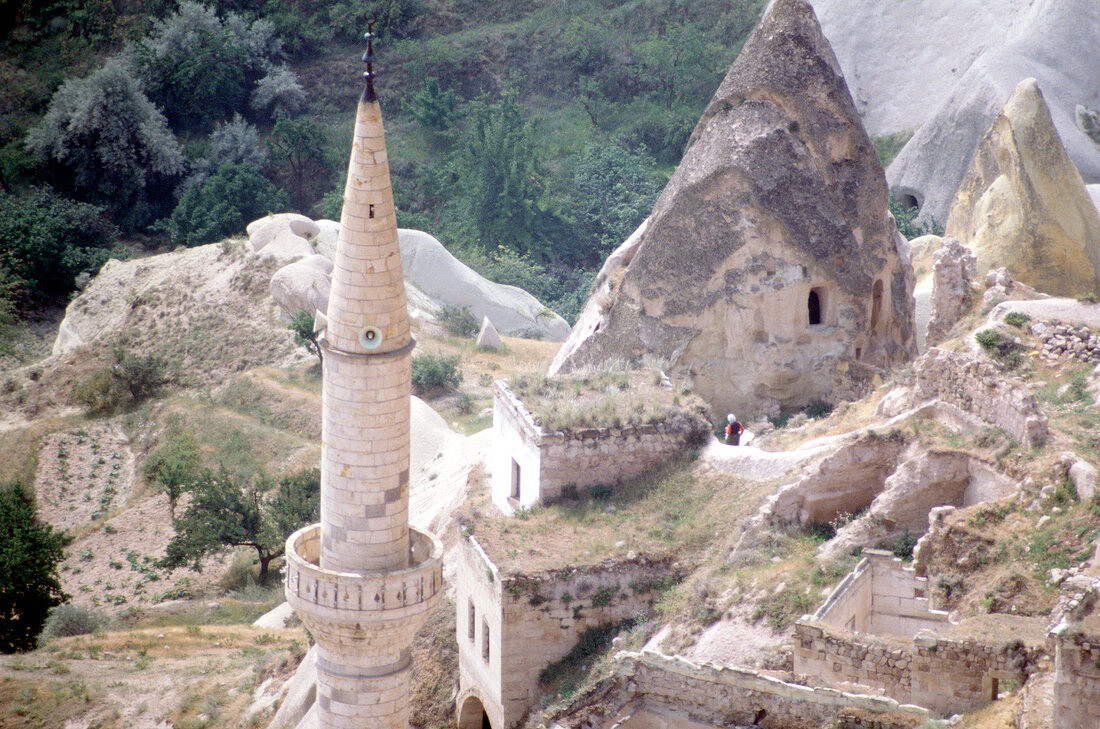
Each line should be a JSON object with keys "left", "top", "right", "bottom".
{"left": 285, "top": 33, "right": 443, "bottom": 729}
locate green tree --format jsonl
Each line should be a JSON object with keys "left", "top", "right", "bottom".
{"left": 0, "top": 187, "right": 119, "bottom": 302}
{"left": 463, "top": 92, "right": 548, "bottom": 258}
{"left": 268, "top": 117, "right": 330, "bottom": 211}
{"left": 137, "top": 2, "right": 294, "bottom": 130}
{"left": 143, "top": 431, "right": 201, "bottom": 518}
{"left": 288, "top": 310, "right": 322, "bottom": 367}
{"left": 161, "top": 468, "right": 319, "bottom": 583}
{"left": 166, "top": 163, "right": 288, "bottom": 247}
{"left": 24, "top": 55, "right": 184, "bottom": 230}
{"left": 567, "top": 142, "right": 662, "bottom": 264}
{"left": 403, "top": 77, "right": 460, "bottom": 132}
{"left": 0, "top": 483, "right": 71, "bottom": 653}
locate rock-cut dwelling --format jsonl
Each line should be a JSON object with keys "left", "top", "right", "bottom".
{"left": 550, "top": 0, "right": 917, "bottom": 420}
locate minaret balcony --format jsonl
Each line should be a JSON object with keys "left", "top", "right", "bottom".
{"left": 285, "top": 522, "right": 443, "bottom": 623}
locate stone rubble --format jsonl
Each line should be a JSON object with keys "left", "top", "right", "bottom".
{"left": 1038, "top": 323, "right": 1100, "bottom": 365}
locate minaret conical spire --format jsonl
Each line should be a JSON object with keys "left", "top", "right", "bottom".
{"left": 285, "top": 26, "right": 443, "bottom": 729}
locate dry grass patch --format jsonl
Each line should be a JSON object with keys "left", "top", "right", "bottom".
{"left": 463, "top": 455, "right": 741, "bottom": 573}
{"left": 508, "top": 366, "right": 708, "bottom": 431}
{"left": 0, "top": 625, "right": 306, "bottom": 729}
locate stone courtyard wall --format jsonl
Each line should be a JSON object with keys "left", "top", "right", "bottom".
{"left": 491, "top": 381, "right": 707, "bottom": 512}
{"left": 457, "top": 534, "right": 676, "bottom": 729}
{"left": 794, "top": 620, "right": 1040, "bottom": 717}
{"left": 1050, "top": 576, "right": 1100, "bottom": 729}
{"left": 613, "top": 650, "right": 929, "bottom": 729}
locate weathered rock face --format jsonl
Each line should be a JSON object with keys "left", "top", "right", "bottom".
{"left": 550, "top": 0, "right": 916, "bottom": 418}
{"left": 886, "top": 0, "right": 1100, "bottom": 226}
{"left": 945, "top": 79, "right": 1100, "bottom": 297}
{"left": 926, "top": 238, "right": 977, "bottom": 345}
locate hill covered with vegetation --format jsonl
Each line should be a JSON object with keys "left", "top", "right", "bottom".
{"left": 0, "top": 0, "right": 766, "bottom": 343}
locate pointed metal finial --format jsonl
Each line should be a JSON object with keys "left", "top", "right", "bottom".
{"left": 362, "top": 17, "right": 378, "bottom": 102}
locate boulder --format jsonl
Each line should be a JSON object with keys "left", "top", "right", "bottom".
{"left": 944, "top": 79, "right": 1100, "bottom": 297}
{"left": 909, "top": 234, "right": 944, "bottom": 350}
{"left": 809, "top": 0, "right": 1027, "bottom": 137}
{"left": 247, "top": 213, "right": 318, "bottom": 243}
{"left": 926, "top": 237, "right": 977, "bottom": 345}
{"left": 549, "top": 0, "right": 916, "bottom": 418}
{"left": 886, "top": 0, "right": 1100, "bottom": 225}
{"left": 269, "top": 255, "right": 333, "bottom": 320}
{"left": 475, "top": 316, "right": 503, "bottom": 351}
{"left": 1069, "top": 459, "right": 1099, "bottom": 502}
{"left": 256, "top": 229, "right": 314, "bottom": 263}
{"left": 397, "top": 229, "right": 570, "bottom": 341}
{"left": 313, "top": 219, "right": 340, "bottom": 260}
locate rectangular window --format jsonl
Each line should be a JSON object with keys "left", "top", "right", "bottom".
{"left": 468, "top": 599, "right": 476, "bottom": 641}
{"left": 482, "top": 619, "right": 490, "bottom": 662}
{"left": 368, "top": 204, "right": 375, "bottom": 219}
{"left": 510, "top": 459, "right": 521, "bottom": 500}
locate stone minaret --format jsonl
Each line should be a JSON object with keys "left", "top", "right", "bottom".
{"left": 285, "top": 24, "right": 443, "bottom": 729}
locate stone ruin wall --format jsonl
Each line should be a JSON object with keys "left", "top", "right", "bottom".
{"left": 1052, "top": 629, "right": 1100, "bottom": 729}
{"left": 457, "top": 536, "right": 506, "bottom": 729}
{"left": 496, "top": 558, "right": 677, "bottom": 728}
{"left": 811, "top": 551, "right": 950, "bottom": 640}
{"left": 610, "top": 650, "right": 929, "bottom": 729}
{"left": 910, "top": 347, "right": 1047, "bottom": 446}
{"left": 456, "top": 534, "right": 676, "bottom": 729}
{"left": 1050, "top": 576, "right": 1100, "bottom": 729}
{"left": 492, "top": 381, "right": 707, "bottom": 511}
{"left": 794, "top": 620, "right": 1041, "bottom": 717}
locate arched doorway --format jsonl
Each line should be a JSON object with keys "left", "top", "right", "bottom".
{"left": 458, "top": 695, "right": 492, "bottom": 729}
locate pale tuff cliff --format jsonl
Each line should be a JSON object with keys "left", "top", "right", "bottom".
{"left": 550, "top": 0, "right": 916, "bottom": 419}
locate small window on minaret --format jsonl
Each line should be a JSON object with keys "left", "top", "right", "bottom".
{"left": 369, "top": 204, "right": 375, "bottom": 219}
{"left": 808, "top": 289, "right": 823, "bottom": 326}
{"left": 468, "top": 599, "right": 476, "bottom": 641}
{"left": 482, "top": 619, "right": 490, "bottom": 662}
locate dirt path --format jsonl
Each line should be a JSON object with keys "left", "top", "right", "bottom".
{"left": 699, "top": 436, "right": 829, "bottom": 480}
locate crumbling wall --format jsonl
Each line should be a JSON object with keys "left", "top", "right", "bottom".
{"left": 491, "top": 381, "right": 707, "bottom": 513}
{"left": 613, "top": 650, "right": 929, "bottom": 729}
{"left": 497, "top": 558, "right": 676, "bottom": 728}
{"left": 794, "top": 619, "right": 1040, "bottom": 716}
{"left": 1050, "top": 576, "right": 1100, "bottom": 729}
{"left": 880, "top": 347, "right": 1047, "bottom": 446}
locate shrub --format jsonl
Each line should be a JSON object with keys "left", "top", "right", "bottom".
{"left": 38, "top": 604, "right": 108, "bottom": 643}
{"left": 165, "top": 163, "right": 288, "bottom": 247}
{"left": 975, "top": 328, "right": 1023, "bottom": 369}
{"left": 889, "top": 194, "right": 944, "bottom": 240}
{"left": 804, "top": 398, "right": 833, "bottom": 419}
{"left": 0, "top": 187, "right": 120, "bottom": 302}
{"left": 76, "top": 346, "right": 170, "bottom": 413}
{"left": 411, "top": 353, "right": 461, "bottom": 393}
{"left": 1004, "top": 312, "right": 1032, "bottom": 329}
{"left": 288, "top": 310, "right": 322, "bottom": 366}
{"left": 438, "top": 305, "right": 479, "bottom": 337}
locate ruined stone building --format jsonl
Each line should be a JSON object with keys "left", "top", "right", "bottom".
{"left": 283, "top": 29, "right": 443, "bottom": 729}
{"left": 489, "top": 379, "right": 709, "bottom": 514}
{"left": 550, "top": 0, "right": 917, "bottom": 420}
{"left": 455, "top": 535, "right": 675, "bottom": 729}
